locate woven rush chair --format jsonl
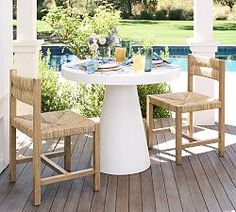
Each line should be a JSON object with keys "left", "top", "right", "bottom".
{"left": 9, "top": 69, "right": 100, "bottom": 205}
{"left": 147, "top": 54, "right": 225, "bottom": 165}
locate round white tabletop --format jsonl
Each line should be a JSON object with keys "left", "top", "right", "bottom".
{"left": 62, "top": 62, "right": 180, "bottom": 85}
{"left": 62, "top": 61, "right": 181, "bottom": 175}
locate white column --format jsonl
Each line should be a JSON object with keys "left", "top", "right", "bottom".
{"left": 17, "top": 0, "right": 37, "bottom": 41}
{"left": 194, "top": 0, "right": 213, "bottom": 43}
{"left": 14, "top": 0, "right": 43, "bottom": 115}
{"left": 0, "top": 0, "right": 13, "bottom": 172}
{"left": 188, "top": 0, "right": 217, "bottom": 125}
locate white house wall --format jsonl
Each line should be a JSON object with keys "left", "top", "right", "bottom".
{"left": 0, "top": 0, "right": 13, "bottom": 173}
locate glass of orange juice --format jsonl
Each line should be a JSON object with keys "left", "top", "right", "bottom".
{"left": 133, "top": 54, "right": 145, "bottom": 73}
{"left": 115, "top": 47, "right": 126, "bottom": 63}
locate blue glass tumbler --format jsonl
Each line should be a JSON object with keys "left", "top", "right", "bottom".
{"left": 145, "top": 48, "right": 153, "bottom": 72}
{"left": 121, "top": 40, "right": 131, "bottom": 58}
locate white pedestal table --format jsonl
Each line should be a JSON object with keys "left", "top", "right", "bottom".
{"left": 62, "top": 62, "right": 180, "bottom": 175}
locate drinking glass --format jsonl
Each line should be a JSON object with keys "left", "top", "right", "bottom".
{"left": 115, "top": 47, "right": 126, "bottom": 63}
{"left": 121, "top": 40, "right": 131, "bottom": 58}
{"left": 133, "top": 54, "right": 145, "bottom": 73}
{"left": 145, "top": 48, "right": 153, "bottom": 72}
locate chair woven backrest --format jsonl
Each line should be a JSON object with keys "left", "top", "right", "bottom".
{"left": 187, "top": 54, "right": 225, "bottom": 102}
{"left": 10, "top": 69, "right": 41, "bottom": 136}
{"left": 10, "top": 70, "right": 36, "bottom": 106}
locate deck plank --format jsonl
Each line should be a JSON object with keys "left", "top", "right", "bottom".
{"left": 0, "top": 136, "right": 32, "bottom": 205}
{"left": 168, "top": 119, "right": 211, "bottom": 212}
{"left": 141, "top": 168, "right": 156, "bottom": 212}
{"left": 151, "top": 119, "right": 171, "bottom": 212}
{"left": 65, "top": 136, "right": 94, "bottom": 212}
{"left": 161, "top": 118, "right": 183, "bottom": 212}
{"left": 62, "top": 136, "right": 91, "bottom": 212}
{"left": 104, "top": 175, "right": 117, "bottom": 212}
{"left": 199, "top": 153, "right": 234, "bottom": 211}
{"left": 209, "top": 123, "right": 236, "bottom": 209}
{"left": 181, "top": 158, "right": 209, "bottom": 212}
{"left": 129, "top": 174, "right": 142, "bottom": 212}
{"left": 90, "top": 173, "right": 108, "bottom": 212}
{"left": 0, "top": 138, "right": 59, "bottom": 212}
{"left": 189, "top": 154, "right": 222, "bottom": 212}
{"left": 116, "top": 175, "right": 129, "bottom": 212}
{"left": 49, "top": 136, "right": 87, "bottom": 212}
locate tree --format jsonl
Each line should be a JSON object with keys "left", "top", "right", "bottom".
{"left": 214, "top": 0, "right": 236, "bottom": 11}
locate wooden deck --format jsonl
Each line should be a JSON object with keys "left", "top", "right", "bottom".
{"left": 1, "top": 118, "right": 236, "bottom": 212}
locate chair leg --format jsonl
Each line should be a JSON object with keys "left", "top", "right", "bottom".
{"left": 218, "top": 108, "right": 225, "bottom": 157}
{"left": 93, "top": 123, "right": 100, "bottom": 191}
{"left": 188, "top": 112, "right": 193, "bottom": 138}
{"left": 64, "top": 136, "right": 72, "bottom": 172}
{"left": 9, "top": 126, "right": 16, "bottom": 182}
{"left": 147, "top": 97, "right": 154, "bottom": 149}
{"left": 176, "top": 109, "right": 182, "bottom": 165}
{"left": 33, "top": 138, "right": 41, "bottom": 206}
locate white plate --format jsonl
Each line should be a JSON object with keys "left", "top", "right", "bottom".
{"left": 152, "top": 60, "right": 164, "bottom": 64}
{"left": 98, "top": 62, "right": 119, "bottom": 69}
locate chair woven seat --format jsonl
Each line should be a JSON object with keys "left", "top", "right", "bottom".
{"left": 11, "top": 110, "right": 95, "bottom": 140}
{"left": 150, "top": 92, "right": 221, "bottom": 113}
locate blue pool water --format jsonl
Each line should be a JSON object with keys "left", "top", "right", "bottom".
{"left": 42, "top": 45, "right": 236, "bottom": 72}
{"left": 170, "top": 56, "right": 236, "bottom": 72}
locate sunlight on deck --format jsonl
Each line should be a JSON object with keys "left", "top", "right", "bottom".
{"left": 152, "top": 127, "right": 236, "bottom": 162}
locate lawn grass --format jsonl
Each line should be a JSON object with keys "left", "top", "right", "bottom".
{"left": 119, "top": 20, "right": 236, "bottom": 45}
{"left": 13, "top": 20, "right": 236, "bottom": 45}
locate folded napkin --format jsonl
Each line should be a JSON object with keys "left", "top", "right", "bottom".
{"left": 123, "top": 57, "right": 133, "bottom": 65}
{"left": 96, "top": 57, "right": 112, "bottom": 64}
{"left": 153, "top": 52, "right": 171, "bottom": 64}
{"left": 81, "top": 60, "right": 98, "bottom": 74}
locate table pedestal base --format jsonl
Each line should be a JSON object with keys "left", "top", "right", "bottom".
{"left": 100, "top": 85, "right": 150, "bottom": 175}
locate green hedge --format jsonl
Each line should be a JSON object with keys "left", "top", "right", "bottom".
{"left": 74, "top": 84, "right": 171, "bottom": 118}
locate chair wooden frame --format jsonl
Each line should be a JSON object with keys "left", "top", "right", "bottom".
{"left": 147, "top": 54, "right": 225, "bottom": 165}
{"left": 9, "top": 69, "right": 100, "bottom": 205}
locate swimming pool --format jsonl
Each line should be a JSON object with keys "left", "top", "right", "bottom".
{"left": 42, "top": 45, "right": 236, "bottom": 72}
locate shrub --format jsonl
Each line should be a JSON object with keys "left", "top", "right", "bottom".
{"left": 73, "top": 83, "right": 171, "bottom": 118}
{"left": 39, "top": 53, "right": 75, "bottom": 112}
{"left": 73, "top": 84, "right": 105, "bottom": 118}
{"left": 228, "top": 6, "right": 236, "bottom": 20}
{"left": 157, "top": 0, "right": 193, "bottom": 20}
{"left": 139, "top": 11, "right": 154, "bottom": 20}
{"left": 133, "top": 3, "right": 157, "bottom": 20}
{"left": 44, "top": 5, "right": 121, "bottom": 59}
{"left": 138, "top": 84, "right": 171, "bottom": 118}
{"left": 155, "top": 9, "right": 168, "bottom": 20}
{"left": 182, "top": 8, "right": 194, "bottom": 20}
{"left": 168, "top": 9, "right": 183, "bottom": 20}
{"left": 214, "top": 5, "right": 230, "bottom": 20}
{"left": 132, "top": 3, "right": 145, "bottom": 16}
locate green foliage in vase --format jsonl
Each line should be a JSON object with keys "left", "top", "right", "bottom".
{"left": 44, "top": 5, "right": 121, "bottom": 59}
{"left": 160, "top": 46, "right": 170, "bottom": 59}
